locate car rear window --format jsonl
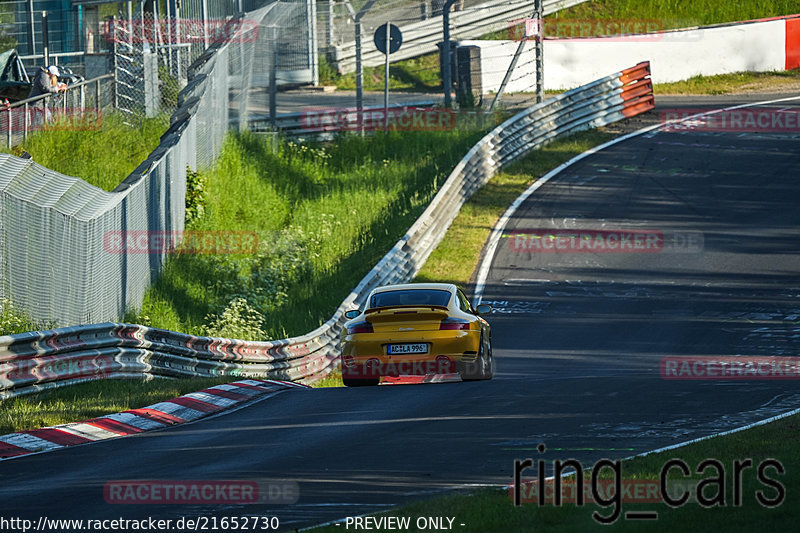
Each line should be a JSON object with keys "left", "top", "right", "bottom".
{"left": 369, "top": 289, "right": 451, "bottom": 309}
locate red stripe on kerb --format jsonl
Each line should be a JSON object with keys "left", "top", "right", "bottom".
{"left": 168, "top": 396, "right": 222, "bottom": 413}
{"left": 26, "top": 428, "right": 93, "bottom": 446}
{"left": 0, "top": 441, "right": 32, "bottom": 458}
{"left": 85, "top": 417, "right": 144, "bottom": 435}
{"left": 199, "top": 387, "right": 252, "bottom": 402}
{"left": 786, "top": 18, "right": 800, "bottom": 69}
{"left": 229, "top": 381, "right": 275, "bottom": 391}
{"left": 125, "top": 408, "right": 184, "bottom": 425}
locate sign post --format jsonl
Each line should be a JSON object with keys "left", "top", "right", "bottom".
{"left": 374, "top": 23, "right": 402, "bottom": 131}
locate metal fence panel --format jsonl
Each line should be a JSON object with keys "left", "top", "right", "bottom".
{"left": 0, "top": 1, "right": 310, "bottom": 327}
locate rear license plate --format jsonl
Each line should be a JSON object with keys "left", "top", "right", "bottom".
{"left": 387, "top": 343, "right": 428, "bottom": 355}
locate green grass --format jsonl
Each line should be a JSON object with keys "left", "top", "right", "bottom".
{"left": 0, "top": 298, "right": 54, "bottom": 336}
{"left": 320, "top": 53, "right": 441, "bottom": 92}
{"left": 127, "top": 127, "right": 490, "bottom": 341}
{"left": 1, "top": 113, "right": 168, "bottom": 192}
{"left": 415, "top": 129, "right": 616, "bottom": 287}
{"left": 654, "top": 70, "right": 800, "bottom": 95}
{"left": 310, "top": 412, "right": 800, "bottom": 531}
{"left": 311, "top": 369, "right": 345, "bottom": 388}
{"left": 550, "top": 0, "right": 799, "bottom": 30}
{"left": 326, "top": 0, "right": 800, "bottom": 94}
{"left": 0, "top": 377, "right": 237, "bottom": 434}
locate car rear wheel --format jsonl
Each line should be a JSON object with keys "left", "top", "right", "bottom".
{"left": 460, "top": 333, "right": 493, "bottom": 381}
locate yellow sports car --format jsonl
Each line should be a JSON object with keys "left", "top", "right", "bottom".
{"left": 340, "top": 283, "right": 493, "bottom": 386}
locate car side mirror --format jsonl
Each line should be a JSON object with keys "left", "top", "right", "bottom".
{"left": 344, "top": 309, "right": 361, "bottom": 319}
{"left": 475, "top": 303, "right": 492, "bottom": 315}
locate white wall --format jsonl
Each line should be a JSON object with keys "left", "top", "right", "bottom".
{"left": 457, "top": 19, "right": 788, "bottom": 92}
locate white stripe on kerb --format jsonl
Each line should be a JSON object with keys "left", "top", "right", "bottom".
{"left": 0, "top": 433, "right": 63, "bottom": 452}
{"left": 55, "top": 422, "right": 120, "bottom": 441}
{"left": 184, "top": 391, "right": 237, "bottom": 407}
{"left": 103, "top": 412, "right": 169, "bottom": 431}
{"left": 146, "top": 401, "right": 205, "bottom": 421}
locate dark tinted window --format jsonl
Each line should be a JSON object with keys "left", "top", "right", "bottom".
{"left": 370, "top": 289, "right": 451, "bottom": 309}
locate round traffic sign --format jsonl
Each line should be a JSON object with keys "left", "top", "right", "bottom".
{"left": 374, "top": 23, "right": 402, "bottom": 55}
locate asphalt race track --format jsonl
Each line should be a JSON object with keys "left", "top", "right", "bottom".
{"left": 1, "top": 98, "right": 800, "bottom": 531}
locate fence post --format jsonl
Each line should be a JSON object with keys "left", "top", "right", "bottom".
{"left": 355, "top": 19, "right": 362, "bottom": 133}
{"left": 270, "top": 27, "right": 277, "bottom": 129}
{"left": 308, "top": 0, "right": 318, "bottom": 86}
{"left": 41, "top": 11, "right": 50, "bottom": 67}
{"left": 344, "top": 0, "right": 378, "bottom": 136}
{"left": 6, "top": 108, "right": 11, "bottom": 147}
{"left": 201, "top": 0, "right": 209, "bottom": 49}
{"left": 534, "top": 0, "right": 543, "bottom": 103}
{"left": 441, "top": 0, "right": 456, "bottom": 108}
{"left": 26, "top": 0, "right": 35, "bottom": 56}
{"left": 327, "top": 0, "right": 335, "bottom": 47}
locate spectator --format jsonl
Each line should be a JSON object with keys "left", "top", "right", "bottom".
{"left": 28, "top": 65, "right": 66, "bottom": 126}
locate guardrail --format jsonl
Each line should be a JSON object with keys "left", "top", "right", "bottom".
{"left": 0, "top": 62, "right": 654, "bottom": 398}
{"left": 1, "top": 73, "right": 114, "bottom": 148}
{"left": 331, "top": 0, "right": 589, "bottom": 73}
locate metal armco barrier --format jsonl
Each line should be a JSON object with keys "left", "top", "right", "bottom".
{"left": 332, "top": 0, "right": 589, "bottom": 73}
{"left": 0, "top": 62, "right": 653, "bottom": 398}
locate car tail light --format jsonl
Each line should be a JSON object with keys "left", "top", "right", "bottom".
{"left": 347, "top": 321, "right": 373, "bottom": 334}
{"left": 439, "top": 318, "right": 470, "bottom": 330}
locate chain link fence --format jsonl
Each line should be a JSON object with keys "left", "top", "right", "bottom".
{"left": 0, "top": 1, "right": 315, "bottom": 327}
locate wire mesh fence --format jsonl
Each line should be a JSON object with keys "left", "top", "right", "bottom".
{"left": 0, "top": 1, "right": 315, "bottom": 327}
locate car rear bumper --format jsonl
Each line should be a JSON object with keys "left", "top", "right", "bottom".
{"left": 341, "top": 330, "right": 480, "bottom": 377}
